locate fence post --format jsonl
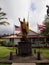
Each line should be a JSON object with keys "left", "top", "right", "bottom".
{"left": 9, "top": 52, "right": 13, "bottom": 60}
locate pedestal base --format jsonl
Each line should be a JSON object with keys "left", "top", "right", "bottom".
{"left": 18, "top": 41, "right": 32, "bottom": 56}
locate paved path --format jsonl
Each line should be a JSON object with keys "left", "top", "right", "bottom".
{"left": 12, "top": 63, "right": 36, "bottom": 65}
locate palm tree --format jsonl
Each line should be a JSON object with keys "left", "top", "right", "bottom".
{"left": 0, "top": 7, "right": 10, "bottom": 26}
{"left": 0, "top": 21, "right": 10, "bottom": 26}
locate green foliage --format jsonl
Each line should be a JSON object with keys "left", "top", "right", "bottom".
{"left": 0, "top": 8, "right": 10, "bottom": 25}
{"left": 40, "top": 15, "right": 49, "bottom": 36}
{"left": 0, "top": 8, "right": 7, "bottom": 20}
{"left": 0, "top": 64, "right": 11, "bottom": 65}
{"left": 41, "top": 22, "right": 49, "bottom": 35}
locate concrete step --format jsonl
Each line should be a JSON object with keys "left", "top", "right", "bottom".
{"left": 12, "top": 63, "right": 36, "bottom": 65}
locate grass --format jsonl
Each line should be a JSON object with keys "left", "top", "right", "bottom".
{"left": 40, "top": 48, "right": 49, "bottom": 59}
{"left": 32, "top": 48, "right": 49, "bottom": 59}
{"left": 0, "top": 63, "right": 11, "bottom": 65}
{"left": 0, "top": 46, "right": 49, "bottom": 65}
{"left": 0, "top": 46, "right": 49, "bottom": 59}
{"left": 0, "top": 46, "right": 16, "bottom": 59}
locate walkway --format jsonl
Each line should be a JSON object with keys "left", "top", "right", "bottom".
{"left": 12, "top": 63, "right": 36, "bottom": 65}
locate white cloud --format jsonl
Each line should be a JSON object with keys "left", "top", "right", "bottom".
{"left": 29, "top": 0, "right": 49, "bottom": 32}
{"left": 0, "top": 0, "right": 49, "bottom": 34}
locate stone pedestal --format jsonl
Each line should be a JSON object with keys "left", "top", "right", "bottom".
{"left": 18, "top": 41, "right": 32, "bottom": 56}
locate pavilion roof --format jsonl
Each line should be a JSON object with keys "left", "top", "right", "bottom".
{"left": 1, "top": 30, "right": 47, "bottom": 39}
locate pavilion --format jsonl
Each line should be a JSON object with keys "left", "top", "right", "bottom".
{"left": 1, "top": 30, "right": 47, "bottom": 47}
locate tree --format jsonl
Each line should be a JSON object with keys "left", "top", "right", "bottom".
{"left": 0, "top": 7, "right": 10, "bottom": 25}
{"left": 40, "top": 15, "right": 49, "bottom": 36}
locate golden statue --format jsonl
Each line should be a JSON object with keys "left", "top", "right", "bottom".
{"left": 18, "top": 18, "right": 29, "bottom": 37}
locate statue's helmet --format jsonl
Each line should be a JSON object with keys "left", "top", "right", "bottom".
{"left": 46, "top": 5, "right": 49, "bottom": 8}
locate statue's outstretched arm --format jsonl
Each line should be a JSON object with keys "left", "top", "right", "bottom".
{"left": 18, "top": 18, "right": 20, "bottom": 21}
{"left": 18, "top": 18, "right": 21, "bottom": 22}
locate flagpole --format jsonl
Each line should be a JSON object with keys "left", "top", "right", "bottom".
{"left": 13, "top": 24, "right": 15, "bottom": 50}
{"left": 27, "top": 11, "right": 29, "bottom": 22}
{"left": 37, "top": 23, "right": 40, "bottom": 52}
{"left": 36, "top": 23, "right": 41, "bottom": 60}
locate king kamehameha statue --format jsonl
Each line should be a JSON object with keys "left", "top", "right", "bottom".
{"left": 18, "top": 18, "right": 32, "bottom": 56}
{"left": 18, "top": 18, "right": 29, "bottom": 39}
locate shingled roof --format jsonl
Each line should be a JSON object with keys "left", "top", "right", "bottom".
{"left": 1, "top": 29, "right": 46, "bottom": 38}
{"left": 18, "top": 29, "right": 38, "bottom": 35}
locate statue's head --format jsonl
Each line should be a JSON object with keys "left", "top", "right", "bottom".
{"left": 46, "top": 5, "right": 49, "bottom": 16}
{"left": 23, "top": 18, "right": 25, "bottom": 22}
{"left": 46, "top": 5, "right": 49, "bottom": 8}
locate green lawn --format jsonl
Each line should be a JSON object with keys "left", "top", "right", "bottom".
{"left": 32, "top": 48, "right": 49, "bottom": 59}
{"left": 0, "top": 46, "right": 16, "bottom": 59}
{"left": 0, "top": 46, "right": 49, "bottom": 59}
{"left": 0, "top": 46, "right": 49, "bottom": 65}
{"left": 0, "top": 63, "right": 11, "bottom": 65}
{"left": 40, "top": 48, "right": 49, "bottom": 59}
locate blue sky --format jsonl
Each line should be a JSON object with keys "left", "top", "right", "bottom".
{"left": 0, "top": 0, "right": 49, "bottom": 35}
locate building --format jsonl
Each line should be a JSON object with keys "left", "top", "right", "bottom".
{"left": 1, "top": 30, "right": 47, "bottom": 47}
